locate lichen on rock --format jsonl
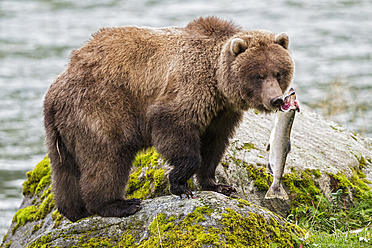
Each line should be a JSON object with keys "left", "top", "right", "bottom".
{"left": 10, "top": 156, "right": 55, "bottom": 236}
{"left": 22, "top": 156, "right": 51, "bottom": 197}
{"left": 1, "top": 152, "right": 307, "bottom": 247}
{"left": 125, "top": 148, "right": 170, "bottom": 200}
{"left": 125, "top": 147, "right": 197, "bottom": 200}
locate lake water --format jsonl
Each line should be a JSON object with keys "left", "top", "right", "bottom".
{"left": 0, "top": 0, "right": 371, "bottom": 237}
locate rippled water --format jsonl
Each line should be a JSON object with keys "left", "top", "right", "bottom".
{"left": 0, "top": 0, "right": 371, "bottom": 237}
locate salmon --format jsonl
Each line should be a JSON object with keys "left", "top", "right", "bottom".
{"left": 265, "top": 88, "right": 299, "bottom": 200}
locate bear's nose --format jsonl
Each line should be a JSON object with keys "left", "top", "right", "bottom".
{"left": 270, "top": 97, "right": 284, "bottom": 109}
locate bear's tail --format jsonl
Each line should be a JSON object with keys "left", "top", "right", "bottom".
{"left": 44, "top": 102, "right": 90, "bottom": 222}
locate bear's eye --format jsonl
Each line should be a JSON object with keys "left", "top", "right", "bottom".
{"left": 255, "top": 74, "right": 265, "bottom": 80}
{"left": 276, "top": 72, "right": 281, "bottom": 83}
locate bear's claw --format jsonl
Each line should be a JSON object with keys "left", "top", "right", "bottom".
{"left": 170, "top": 183, "right": 194, "bottom": 199}
{"left": 93, "top": 198, "right": 142, "bottom": 217}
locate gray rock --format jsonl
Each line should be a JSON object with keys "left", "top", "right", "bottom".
{"left": 217, "top": 109, "right": 372, "bottom": 214}
{"left": 2, "top": 192, "right": 305, "bottom": 247}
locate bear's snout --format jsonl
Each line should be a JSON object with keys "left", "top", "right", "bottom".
{"left": 260, "top": 77, "right": 286, "bottom": 112}
{"left": 270, "top": 97, "right": 284, "bottom": 109}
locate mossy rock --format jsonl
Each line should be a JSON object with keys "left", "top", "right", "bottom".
{"left": 2, "top": 155, "right": 306, "bottom": 248}
{"left": 125, "top": 148, "right": 171, "bottom": 200}
{"left": 125, "top": 148, "right": 197, "bottom": 200}
{"left": 2, "top": 108, "right": 372, "bottom": 247}
{"left": 22, "top": 156, "right": 51, "bottom": 196}
{"left": 7, "top": 192, "right": 307, "bottom": 248}
{"left": 217, "top": 109, "right": 372, "bottom": 216}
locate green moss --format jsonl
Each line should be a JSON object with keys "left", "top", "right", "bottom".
{"left": 3, "top": 240, "right": 12, "bottom": 248}
{"left": 284, "top": 164, "right": 372, "bottom": 234}
{"left": 349, "top": 167, "right": 372, "bottom": 199}
{"left": 227, "top": 151, "right": 272, "bottom": 191}
{"left": 117, "top": 207, "right": 221, "bottom": 247}
{"left": 120, "top": 232, "right": 136, "bottom": 246}
{"left": 357, "top": 155, "right": 368, "bottom": 170}
{"left": 236, "top": 198, "right": 251, "bottom": 208}
{"left": 312, "top": 169, "right": 321, "bottom": 178}
{"left": 52, "top": 210, "right": 63, "bottom": 228}
{"left": 79, "top": 237, "right": 114, "bottom": 247}
{"left": 239, "top": 142, "right": 257, "bottom": 151}
{"left": 245, "top": 163, "right": 272, "bottom": 191}
{"left": 113, "top": 205, "right": 304, "bottom": 247}
{"left": 28, "top": 235, "right": 52, "bottom": 248}
{"left": 108, "top": 206, "right": 219, "bottom": 247}
{"left": 185, "top": 206, "right": 213, "bottom": 223}
{"left": 328, "top": 162, "right": 371, "bottom": 200}
{"left": 41, "top": 185, "right": 52, "bottom": 200}
{"left": 34, "top": 175, "right": 51, "bottom": 195}
{"left": 153, "top": 169, "right": 165, "bottom": 191}
{"left": 12, "top": 191, "right": 55, "bottom": 233}
{"left": 2, "top": 233, "right": 8, "bottom": 243}
{"left": 1, "top": 234, "right": 11, "bottom": 248}
{"left": 39, "top": 193, "right": 55, "bottom": 216}
{"left": 220, "top": 208, "right": 305, "bottom": 247}
{"left": 126, "top": 148, "right": 170, "bottom": 200}
{"left": 330, "top": 125, "right": 338, "bottom": 131}
{"left": 221, "top": 161, "right": 228, "bottom": 168}
{"left": 31, "top": 220, "right": 44, "bottom": 234}
{"left": 22, "top": 156, "right": 51, "bottom": 196}
{"left": 328, "top": 172, "right": 352, "bottom": 194}
{"left": 283, "top": 169, "right": 322, "bottom": 209}
{"left": 12, "top": 206, "right": 39, "bottom": 232}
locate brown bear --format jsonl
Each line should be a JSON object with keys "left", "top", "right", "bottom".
{"left": 43, "top": 17, "right": 294, "bottom": 222}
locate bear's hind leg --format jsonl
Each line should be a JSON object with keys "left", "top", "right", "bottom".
{"left": 50, "top": 138, "right": 90, "bottom": 222}
{"left": 79, "top": 143, "right": 141, "bottom": 218}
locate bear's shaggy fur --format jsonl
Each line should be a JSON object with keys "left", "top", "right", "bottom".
{"left": 44, "top": 17, "right": 294, "bottom": 221}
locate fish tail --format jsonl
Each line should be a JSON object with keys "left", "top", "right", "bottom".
{"left": 264, "top": 183, "right": 289, "bottom": 200}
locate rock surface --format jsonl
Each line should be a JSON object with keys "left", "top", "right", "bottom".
{"left": 218, "top": 108, "right": 372, "bottom": 214}
{"left": 3, "top": 191, "right": 305, "bottom": 247}
{"left": 2, "top": 108, "right": 372, "bottom": 247}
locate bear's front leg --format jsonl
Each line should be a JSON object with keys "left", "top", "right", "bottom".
{"left": 149, "top": 104, "right": 201, "bottom": 199}
{"left": 168, "top": 155, "right": 201, "bottom": 198}
{"left": 197, "top": 108, "right": 242, "bottom": 196}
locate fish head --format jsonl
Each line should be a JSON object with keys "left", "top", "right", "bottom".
{"left": 280, "top": 88, "right": 300, "bottom": 112}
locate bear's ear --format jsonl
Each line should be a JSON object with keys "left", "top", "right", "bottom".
{"left": 275, "top": 33, "right": 289, "bottom": 49}
{"left": 230, "top": 38, "right": 247, "bottom": 56}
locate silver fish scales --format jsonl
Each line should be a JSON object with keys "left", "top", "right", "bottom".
{"left": 265, "top": 88, "right": 299, "bottom": 200}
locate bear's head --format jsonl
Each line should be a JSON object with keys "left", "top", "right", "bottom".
{"left": 217, "top": 31, "right": 294, "bottom": 113}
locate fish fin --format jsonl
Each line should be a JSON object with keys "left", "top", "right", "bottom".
{"left": 295, "top": 101, "right": 300, "bottom": 112}
{"left": 266, "top": 144, "right": 270, "bottom": 152}
{"left": 264, "top": 183, "right": 289, "bottom": 200}
{"left": 267, "top": 163, "right": 273, "bottom": 175}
